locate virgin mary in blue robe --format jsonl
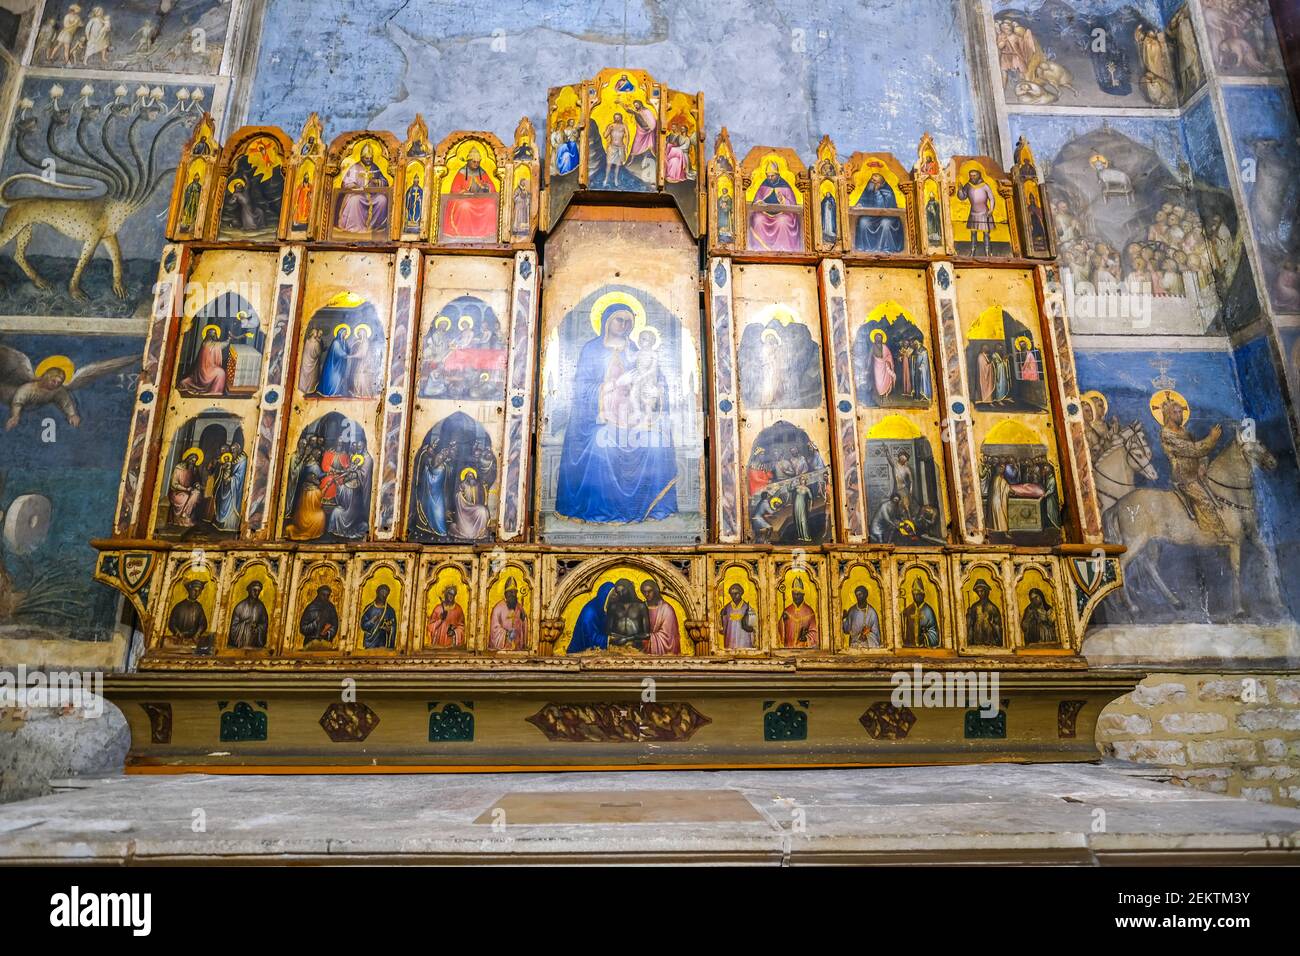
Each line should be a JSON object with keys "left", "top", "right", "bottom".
{"left": 554, "top": 303, "right": 678, "bottom": 523}
{"left": 567, "top": 581, "right": 615, "bottom": 653}
{"left": 853, "top": 174, "right": 905, "bottom": 253}
{"left": 316, "top": 328, "right": 352, "bottom": 397}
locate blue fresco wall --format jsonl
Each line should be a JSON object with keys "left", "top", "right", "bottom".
{"left": 245, "top": 0, "right": 981, "bottom": 159}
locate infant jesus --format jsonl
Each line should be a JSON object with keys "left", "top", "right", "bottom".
{"left": 625, "top": 329, "right": 663, "bottom": 429}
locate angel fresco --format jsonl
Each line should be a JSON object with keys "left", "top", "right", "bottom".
{"left": 0, "top": 343, "right": 136, "bottom": 430}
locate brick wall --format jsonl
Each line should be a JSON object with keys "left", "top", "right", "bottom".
{"left": 1097, "top": 675, "right": 1300, "bottom": 806}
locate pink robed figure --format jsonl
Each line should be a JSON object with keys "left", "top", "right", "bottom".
{"left": 630, "top": 103, "right": 658, "bottom": 161}
{"left": 872, "top": 341, "right": 896, "bottom": 398}
{"left": 487, "top": 597, "right": 526, "bottom": 650}
{"left": 664, "top": 140, "right": 689, "bottom": 182}
{"left": 747, "top": 161, "right": 803, "bottom": 252}
{"left": 1019, "top": 347, "right": 1040, "bottom": 381}
{"left": 646, "top": 601, "right": 681, "bottom": 655}
{"left": 180, "top": 332, "right": 227, "bottom": 395}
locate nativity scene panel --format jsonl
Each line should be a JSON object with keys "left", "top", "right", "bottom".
{"left": 406, "top": 255, "right": 514, "bottom": 545}
{"left": 278, "top": 252, "right": 395, "bottom": 544}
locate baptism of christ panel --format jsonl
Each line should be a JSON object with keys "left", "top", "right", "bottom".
{"left": 731, "top": 264, "right": 834, "bottom": 546}
{"left": 406, "top": 255, "right": 513, "bottom": 544}
{"left": 278, "top": 252, "right": 395, "bottom": 544}
{"left": 955, "top": 268, "right": 1065, "bottom": 547}
{"left": 536, "top": 212, "right": 705, "bottom": 546}
{"left": 844, "top": 266, "right": 950, "bottom": 548}
{"left": 152, "top": 249, "right": 279, "bottom": 541}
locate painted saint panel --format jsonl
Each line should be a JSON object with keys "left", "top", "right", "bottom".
{"left": 731, "top": 264, "right": 833, "bottom": 545}
{"left": 744, "top": 152, "right": 804, "bottom": 253}
{"left": 152, "top": 249, "right": 278, "bottom": 540}
{"left": 437, "top": 138, "right": 502, "bottom": 243}
{"left": 536, "top": 213, "right": 704, "bottom": 546}
{"left": 555, "top": 563, "right": 692, "bottom": 657}
{"left": 327, "top": 134, "right": 397, "bottom": 241}
{"left": 845, "top": 266, "right": 949, "bottom": 546}
{"left": 407, "top": 255, "right": 512, "bottom": 544}
{"left": 279, "top": 251, "right": 394, "bottom": 543}
{"left": 949, "top": 159, "right": 1014, "bottom": 257}
{"left": 846, "top": 155, "right": 909, "bottom": 254}
{"left": 215, "top": 133, "right": 287, "bottom": 241}
{"left": 956, "top": 268, "right": 1065, "bottom": 546}
{"left": 586, "top": 69, "right": 659, "bottom": 193}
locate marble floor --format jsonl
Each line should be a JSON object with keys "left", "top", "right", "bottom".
{"left": 1, "top": 761, "right": 1298, "bottom": 864}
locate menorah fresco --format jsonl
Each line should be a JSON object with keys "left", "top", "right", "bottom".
{"left": 93, "top": 69, "right": 1133, "bottom": 769}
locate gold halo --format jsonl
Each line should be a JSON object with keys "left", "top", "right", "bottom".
{"left": 332, "top": 323, "right": 351, "bottom": 339}
{"left": 1081, "top": 389, "right": 1107, "bottom": 415}
{"left": 1150, "top": 388, "right": 1189, "bottom": 423}
{"left": 870, "top": 329, "right": 886, "bottom": 343}
{"left": 182, "top": 446, "right": 204, "bottom": 466}
{"left": 350, "top": 453, "right": 364, "bottom": 465}
{"left": 760, "top": 328, "right": 781, "bottom": 345}
{"left": 589, "top": 291, "right": 647, "bottom": 337}
{"left": 459, "top": 466, "right": 478, "bottom": 482}
{"left": 220, "top": 452, "right": 233, "bottom": 463}
{"left": 34, "top": 355, "right": 74, "bottom": 381}
{"left": 201, "top": 323, "right": 222, "bottom": 339}
{"left": 458, "top": 316, "right": 474, "bottom": 330}
{"left": 434, "top": 315, "right": 452, "bottom": 331}
{"left": 226, "top": 177, "right": 246, "bottom": 193}
{"left": 353, "top": 324, "right": 371, "bottom": 339}
{"left": 899, "top": 520, "right": 917, "bottom": 535}
{"left": 1014, "top": 335, "right": 1032, "bottom": 351}
{"left": 770, "top": 496, "right": 783, "bottom": 507}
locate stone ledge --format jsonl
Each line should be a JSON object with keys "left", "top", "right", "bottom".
{"left": 0, "top": 762, "right": 1297, "bottom": 865}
